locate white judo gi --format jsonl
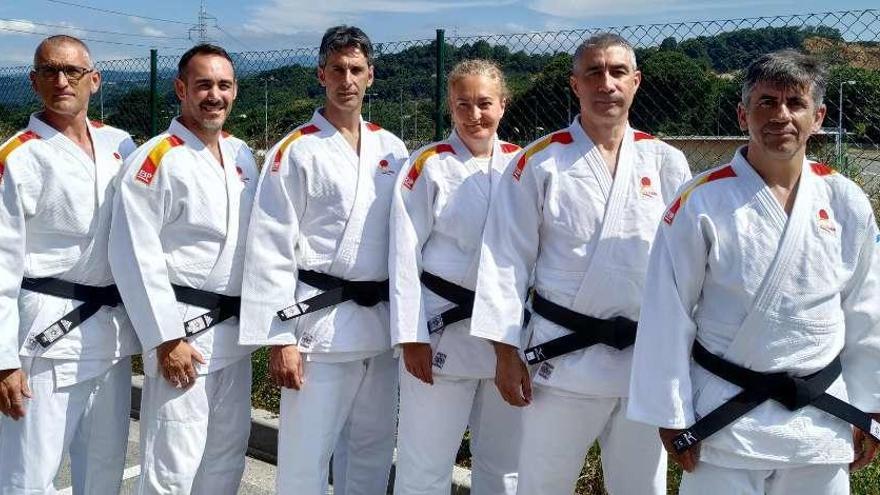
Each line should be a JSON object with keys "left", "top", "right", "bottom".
{"left": 390, "top": 131, "right": 523, "bottom": 495}
{"left": 0, "top": 115, "right": 139, "bottom": 494}
{"left": 470, "top": 117, "right": 691, "bottom": 494}
{"left": 110, "top": 118, "right": 258, "bottom": 495}
{"left": 628, "top": 148, "right": 880, "bottom": 494}
{"left": 240, "top": 109, "right": 408, "bottom": 495}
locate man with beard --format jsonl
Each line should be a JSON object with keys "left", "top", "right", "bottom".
{"left": 110, "top": 44, "right": 258, "bottom": 494}
{"left": 239, "top": 25, "right": 408, "bottom": 494}
{"left": 0, "top": 35, "right": 139, "bottom": 494}
{"left": 470, "top": 33, "right": 691, "bottom": 494}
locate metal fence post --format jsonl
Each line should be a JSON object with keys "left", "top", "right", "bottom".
{"left": 150, "top": 49, "right": 158, "bottom": 137}
{"left": 434, "top": 29, "right": 445, "bottom": 142}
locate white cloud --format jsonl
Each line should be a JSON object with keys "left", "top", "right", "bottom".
{"left": 140, "top": 26, "right": 167, "bottom": 37}
{"left": 244, "top": 0, "right": 516, "bottom": 36}
{"left": 0, "top": 19, "right": 42, "bottom": 36}
{"left": 0, "top": 18, "right": 86, "bottom": 39}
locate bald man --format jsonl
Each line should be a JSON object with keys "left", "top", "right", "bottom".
{"left": 0, "top": 35, "right": 139, "bottom": 494}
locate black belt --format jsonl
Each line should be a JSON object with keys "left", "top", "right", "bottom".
{"left": 276, "top": 270, "right": 388, "bottom": 321}
{"left": 523, "top": 292, "right": 636, "bottom": 365}
{"left": 420, "top": 272, "right": 474, "bottom": 334}
{"left": 22, "top": 278, "right": 122, "bottom": 348}
{"left": 173, "top": 285, "right": 240, "bottom": 337}
{"left": 672, "top": 341, "right": 880, "bottom": 453}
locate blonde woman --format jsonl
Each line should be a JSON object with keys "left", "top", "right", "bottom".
{"left": 390, "top": 60, "right": 523, "bottom": 495}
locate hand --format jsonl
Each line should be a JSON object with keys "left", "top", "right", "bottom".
{"left": 659, "top": 427, "right": 700, "bottom": 473}
{"left": 270, "top": 345, "right": 305, "bottom": 390}
{"left": 157, "top": 338, "right": 206, "bottom": 388}
{"left": 0, "top": 368, "right": 32, "bottom": 420}
{"left": 493, "top": 342, "right": 532, "bottom": 407}
{"left": 402, "top": 343, "right": 433, "bottom": 385}
{"left": 850, "top": 413, "right": 880, "bottom": 472}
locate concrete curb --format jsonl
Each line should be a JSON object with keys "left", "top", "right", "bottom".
{"left": 130, "top": 376, "right": 472, "bottom": 494}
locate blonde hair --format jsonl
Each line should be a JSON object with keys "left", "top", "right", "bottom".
{"left": 447, "top": 59, "right": 510, "bottom": 104}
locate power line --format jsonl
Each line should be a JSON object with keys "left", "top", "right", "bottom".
{"left": 189, "top": 0, "right": 214, "bottom": 43}
{"left": 41, "top": 0, "right": 191, "bottom": 25}
{"left": 0, "top": 17, "right": 189, "bottom": 40}
{"left": 0, "top": 25, "right": 188, "bottom": 50}
{"left": 215, "top": 24, "right": 251, "bottom": 51}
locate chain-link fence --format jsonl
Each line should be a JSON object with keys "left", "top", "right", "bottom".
{"left": 1, "top": 9, "right": 878, "bottom": 208}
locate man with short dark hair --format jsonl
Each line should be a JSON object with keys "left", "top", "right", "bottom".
{"left": 628, "top": 49, "right": 880, "bottom": 494}
{"left": 240, "top": 25, "right": 408, "bottom": 494}
{"left": 110, "top": 43, "right": 258, "bottom": 494}
{"left": 470, "top": 33, "right": 691, "bottom": 494}
{"left": 0, "top": 35, "right": 139, "bottom": 494}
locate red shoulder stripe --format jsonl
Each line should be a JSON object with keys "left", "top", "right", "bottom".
{"left": 500, "top": 142, "right": 521, "bottom": 154}
{"left": 512, "top": 131, "right": 573, "bottom": 181}
{"left": 271, "top": 124, "right": 321, "bottom": 172}
{"left": 633, "top": 130, "right": 655, "bottom": 141}
{"left": 402, "top": 143, "right": 456, "bottom": 190}
{"left": 0, "top": 131, "right": 40, "bottom": 183}
{"left": 810, "top": 162, "right": 835, "bottom": 176}
{"left": 663, "top": 165, "right": 736, "bottom": 225}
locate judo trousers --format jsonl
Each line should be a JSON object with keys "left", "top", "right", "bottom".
{"left": 137, "top": 357, "right": 252, "bottom": 495}
{"left": 516, "top": 386, "right": 665, "bottom": 495}
{"left": 0, "top": 357, "right": 131, "bottom": 495}
{"left": 680, "top": 461, "right": 849, "bottom": 495}
{"left": 394, "top": 370, "right": 521, "bottom": 495}
{"left": 277, "top": 350, "right": 398, "bottom": 495}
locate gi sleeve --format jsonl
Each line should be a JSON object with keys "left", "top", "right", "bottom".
{"left": 238, "top": 142, "right": 306, "bottom": 345}
{"left": 0, "top": 166, "right": 26, "bottom": 370}
{"left": 627, "top": 199, "right": 711, "bottom": 429}
{"left": 469, "top": 151, "right": 544, "bottom": 348}
{"left": 840, "top": 213, "right": 880, "bottom": 412}
{"left": 109, "top": 148, "right": 184, "bottom": 352}
{"left": 389, "top": 152, "right": 436, "bottom": 346}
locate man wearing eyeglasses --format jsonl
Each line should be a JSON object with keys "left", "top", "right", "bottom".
{"left": 0, "top": 35, "right": 140, "bottom": 493}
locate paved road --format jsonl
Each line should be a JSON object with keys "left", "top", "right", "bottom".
{"left": 54, "top": 418, "right": 277, "bottom": 495}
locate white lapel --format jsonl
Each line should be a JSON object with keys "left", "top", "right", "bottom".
{"left": 448, "top": 130, "right": 491, "bottom": 199}
{"left": 167, "top": 119, "right": 234, "bottom": 291}
{"left": 327, "top": 114, "right": 376, "bottom": 272}
{"left": 568, "top": 124, "right": 637, "bottom": 312}
{"left": 447, "top": 130, "right": 503, "bottom": 282}
{"left": 313, "top": 110, "right": 359, "bottom": 169}
{"left": 88, "top": 120, "right": 122, "bottom": 209}
{"left": 29, "top": 114, "right": 96, "bottom": 182}
{"left": 569, "top": 117, "right": 613, "bottom": 201}
{"left": 169, "top": 119, "right": 226, "bottom": 183}
{"left": 199, "top": 136, "right": 242, "bottom": 293}
{"left": 723, "top": 150, "right": 815, "bottom": 364}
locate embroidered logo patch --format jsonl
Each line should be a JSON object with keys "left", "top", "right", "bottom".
{"left": 817, "top": 209, "right": 836, "bottom": 234}
{"left": 640, "top": 176, "right": 657, "bottom": 198}
{"left": 432, "top": 352, "right": 447, "bottom": 369}
{"left": 298, "top": 333, "right": 314, "bottom": 348}
{"left": 113, "top": 152, "right": 122, "bottom": 161}
{"left": 377, "top": 158, "right": 395, "bottom": 176}
{"left": 537, "top": 361, "right": 554, "bottom": 379}
{"left": 235, "top": 166, "right": 250, "bottom": 183}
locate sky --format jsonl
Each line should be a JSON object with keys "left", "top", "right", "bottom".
{"left": 0, "top": 0, "right": 876, "bottom": 66}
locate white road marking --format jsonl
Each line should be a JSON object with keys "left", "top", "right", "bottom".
{"left": 56, "top": 464, "right": 140, "bottom": 494}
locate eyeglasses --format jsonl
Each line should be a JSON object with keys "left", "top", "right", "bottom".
{"left": 32, "top": 64, "right": 94, "bottom": 84}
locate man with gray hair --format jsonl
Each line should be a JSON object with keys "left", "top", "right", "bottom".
{"left": 629, "top": 49, "right": 880, "bottom": 494}
{"left": 240, "top": 25, "right": 408, "bottom": 494}
{"left": 470, "top": 32, "right": 691, "bottom": 493}
{"left": 0, "top": 35, "right": 139, "bottom": 493}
